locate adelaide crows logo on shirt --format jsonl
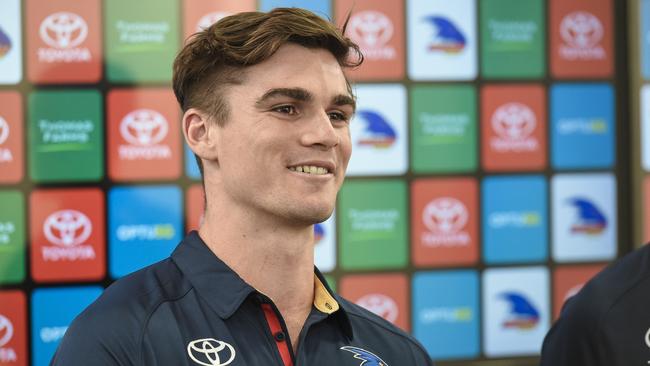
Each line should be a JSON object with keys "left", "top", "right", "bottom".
{"left": 341, "top": 346, "right": 388, "bottom": 366}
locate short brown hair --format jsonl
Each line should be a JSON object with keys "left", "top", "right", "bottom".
{"left": 172, "top": 7, "right": 363, "bottom": 178}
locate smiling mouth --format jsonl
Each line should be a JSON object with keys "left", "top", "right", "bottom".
{"left": 288, "top": 165, "right": 330, "bottom": 175}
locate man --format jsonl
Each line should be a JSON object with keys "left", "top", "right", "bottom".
{"left": 51, "top": 8, "right": 433, "bottom": 366}
{"left": 540, "top": 243, "right": 650, "bottom": 365}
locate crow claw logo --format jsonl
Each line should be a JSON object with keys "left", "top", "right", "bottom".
{"left": 341, "top": 346, "right": 388, "bottom": 366}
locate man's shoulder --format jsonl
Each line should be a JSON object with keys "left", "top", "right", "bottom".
{"left": 568, "top": 244, "right": 650, "bottom": 318}
{"left": 51, "top": 258, "right": 192, "bottom": 365}
{"left": 337, "top": 296, "right": 432, "bottom": 363}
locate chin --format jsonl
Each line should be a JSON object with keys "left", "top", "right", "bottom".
{"left": 285, "top": 203, "right": 334, "bottom": 226}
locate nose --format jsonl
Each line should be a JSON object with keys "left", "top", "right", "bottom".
{"left": 300, "top": 111, "right": 339, "bottom": 150}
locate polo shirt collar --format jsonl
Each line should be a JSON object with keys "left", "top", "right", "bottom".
{"left": 172, "top": 232, "right": 354, "bottom": 338}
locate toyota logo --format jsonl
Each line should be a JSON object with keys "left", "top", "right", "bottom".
{"left": 0, "top": 117, "right": 9, "bottom": 145}
{"left": 39, "top": 12, "right": 88, "bottom": 49}
{"left": 196, "top": 12, "right": 230, "bottom": 32}
{"left": 423, "top": 197, "right": 468, "bottom": 234}
{"left": 491, "top": 102, "right": 536, "bottom": 141}
{"left": 646, "top": 327, "right": 650, "bottom": 348}
{"left": 348, "top": 11, "right": 393, "bottom": 48}
{"left": 356, "top": 294, "right": 399, "bottom": 323}
{"left": 187, "top": 338, "right": 236, "bottom": 366}
{"left": 560, "top": 11, "right": 604, "bottom": 49}
{"left": 0, "top": 314, "right": 13, "bottom": 348}
{"left": 120, "top": 109, "right": 169, "bottom": 146}
{"left": 43, "top": 209, "right": 92, "bottom": 247}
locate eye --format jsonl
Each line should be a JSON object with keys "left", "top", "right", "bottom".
{"left": 273, "top": 105, "right": 298, "bottom": 115}
{"left": 328, "top": 111, "right": 350, "bottom": 123}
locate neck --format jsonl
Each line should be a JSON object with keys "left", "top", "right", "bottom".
{"left": 198, "top": 199, "right": 316, "bottom": 343}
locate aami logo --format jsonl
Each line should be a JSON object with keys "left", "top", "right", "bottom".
{"left": 423, "top": 16, "right": 466, "bottom": 53}
{"left": 499, "top": 292, "right": 540, "bottom": 329}
{"left": 42, "top": 209, "right": 95, "bottom": 261}
{"left": 356, "top": 294, "right": 398, "bottom": 323}
{"left": 196, "top": 12, "right": 230, "bottom": 32}
{"left": 421, "top": 197, "right": 470, "bottom": 247}
{"left": 557, "top": 118, "right": 607, "bottom": 135}
{"left": 0, "top": 26, "right": 11, "bottom": 59}
{"left": 115, "top": 224, "right": 175, "bottom": 241}
{"left": 348, "top": 11, "right": 395, "bottom": 60}
{"left": 420, "top": 307, "right": 473, "bottom": 323}
{"left": 0, "top": 116, "right": 12, "bottom": 164}
{"left": 119, "top": 109, "right": 171, "bottom": 160}
{"left": 355, "top": 110, "right": 396, "bottom": 149}
{"left": 314, "top": 223, "right": 325, "bottom": 244}
{"left": 0, "top": 314, "right": 16, "bottom": 362}
{"left": 38, "top": 12, "right": 91, "bottom": 63}
{"left": 490, "top": 103, "right": 538, "bottom": 152}
{"left": 567, "top": 197, "right": 607, "bottom": 235}
{"left": 559, "top": 11, "right": 605, "bottom": 60}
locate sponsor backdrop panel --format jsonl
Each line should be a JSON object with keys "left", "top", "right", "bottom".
{"left": 28, "top": 90, "right": 104, "bottom": 183}
{"left": 481, "top": 84, "right": 547, "bottom": 171}
{"left": 31, "top": 287, "right": 102, "bottom": 366}
{"left": 642, "top": 85, "right": 650, "bottom": 171}
{"left": 0, "top": 0, "right": 22, "bottom": 84}
{"left": 551, "top": 173, "right": 617, "bottom": 262}
{"left": 104, "top": 0, "right": 179, "bottom": 82}
{"left": 482, "top": 266, "right": 550, "bottom": 357}
{"left": 339, "top": 180, "right": 408, "bottom": 270}
{"left": 410, "top": 85, "right": 477, "bottom": 173}
{"left": 0, "top": 191, "right": 25, "bottom": 284}
{"left": 335, "top": 0, "right": 405, "bottom": 81}
{"left": 407, "top": 0, "right": 477, "bottom": 80}
{"left": 0, "top": 0, "right": 634, "bottom": 365}
{"left": 0, "top": 290, "right": 27, "bottom": 366}
{"left": 26, "top": 0, "right": 102, "bottom": 84}
{"left": 480, "top": 0, "right": 545, "bottom": 79}
{"left": 108, "top": 185, "right": 182, "bottom": 278}
{"left": 314, "top": 212, "right": 337, "bottom": 273}
{"left": 340, "top": 273, "right": 409, "bottom": 331}
{"left": 482, "top": 176, "right": 548, "bottom": 264}
{"left": 549, "top": 0, "right": 613, "bottom": 78}
{"left": 347, "top": 84, "right": 407, "bottom": 176}
{"left": 0, "top": 91, "right": 24, "bottom": 184}
{"left": 413, "top": 270, "right": 480, "bottom": 360}
{"left": 411, "top": 178, "right": 479, "bottom": 267}
{"left": 550, "top": 83, "right": 615, "bottom": 170}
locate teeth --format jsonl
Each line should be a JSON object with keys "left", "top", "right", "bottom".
{"left": 288, "top": 165, "right": 329, "bottom": 175}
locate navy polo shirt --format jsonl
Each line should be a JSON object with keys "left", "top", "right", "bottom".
{"left": 51, "top": 231, "right": 433, "bottom": 366}
{"left": 540, "top": 244, "right": 650, "bottom": 366}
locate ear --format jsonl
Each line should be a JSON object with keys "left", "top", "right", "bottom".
{"left": 182, "top": 108, "right": 219, "bottom": 161}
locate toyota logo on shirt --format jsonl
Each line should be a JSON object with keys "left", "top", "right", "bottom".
{"left": 187, "top": 338, "right": 236, "bottom": 366}
{"left": 120, "top": 109, "right": 169, "bottom": 146}
{"left": 43, "top": 209, "right": 92, "bottom": 247}
{"left": 39, "top": 12, "right": 88, "bottom": 49}
{"left": 0, "top": 314, "right": 13, "bottom": 348}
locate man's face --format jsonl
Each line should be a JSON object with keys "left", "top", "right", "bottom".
{"left": 212, "top": 43, "right": 354, "bottom": 226}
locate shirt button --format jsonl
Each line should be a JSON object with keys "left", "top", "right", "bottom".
{"left": 274, "top": 332, "right": 286, "bottom": 342}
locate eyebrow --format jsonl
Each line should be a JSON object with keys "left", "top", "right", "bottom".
{"left": 255, "top": 87, "right": 356, "bottom": 112}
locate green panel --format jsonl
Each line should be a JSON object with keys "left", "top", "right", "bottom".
{"left": 339, "top": 180, "right": 407, "bottom": 270}
{"left": 480, "top": 0, "right": 545, "bottom": 78}
{"left": 28, "top": 90, "right": 104, "bottom": 182}
{"left": 410, "top": 85, "right": 477, "bottom": 173}
{"left": 105, "top": 0, "right": 180, "bottom": 82}
{"left": 0, "top": 190, "right": 25, "bottom": 284}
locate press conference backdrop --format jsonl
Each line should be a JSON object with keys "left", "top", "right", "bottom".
{"left": 0, "top": 0, "right": 646, "bottom": 365}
